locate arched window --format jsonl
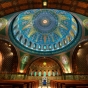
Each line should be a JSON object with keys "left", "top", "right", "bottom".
{"left": 31, "top": 70, "right": 34, "bottom": 76}
{"left": 43, "top": 70, "right": 46, "bottom": 77}
{"left": 52, "top": 70, "right": 55, "bottom": 76}
{"left": 55, "top": 70, "right": 57, "bottom": 76}
{"left": 34, "top": 70, "right": 37, "bottom": 76}
{"left": 48, "top": 70, "right": 51, "bottom": 76}
{"left": 39, "top": 70, "right": 41, "bottom": 76}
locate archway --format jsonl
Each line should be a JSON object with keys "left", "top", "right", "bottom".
{"left": 0, "top": 38, "right": 18, "bottom": 73}
{"left": 72, "top": 40, "right": 88, "bottom": 74}
{"left": 26, "top": 57, "right": 63, "bottom": 81}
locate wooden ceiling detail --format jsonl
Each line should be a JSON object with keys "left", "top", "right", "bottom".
{"left": 0, "top": 0, "right": 88, "bottom": 17}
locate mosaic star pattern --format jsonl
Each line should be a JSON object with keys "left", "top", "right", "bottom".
{"left": 8, "top": 9, "right": 82, "bottom": 56}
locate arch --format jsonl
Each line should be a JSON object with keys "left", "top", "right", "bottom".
{"left": 26, "top": 56, "right": 63, "bottom": 75}
{"left": 48, "top": 70, "right": 51, "bottom": 76}
{"left": 0, "top": 36, "right": 18, "bottom": 73}
{"left": 43, "top": 70, "right": 46, "bottom": 77}
{"left": 38, "top": 70, "right": 42, "bottom": 76}
{"left": 72, "top": 39, "right": 88, "bottom": 74}
{"left": 52, "top": 70, "right": 55, "bottom": 76}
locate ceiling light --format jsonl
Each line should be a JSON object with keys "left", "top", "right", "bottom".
{"left": 79, "top": 45, "right": 81, "bottom": 48}
{"left": 43, "top": 1, "right": 47, "bottom": 6}
{"left": 43, "top": 62, "right": 47, "bottom": 66}
{"left": 9, "top": 44, "right": 11, "bottom": 47}
{"left": 43, "top": 0, "right": 47, "bottom": 7}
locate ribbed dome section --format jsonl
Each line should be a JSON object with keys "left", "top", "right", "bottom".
{"left": 8, "top": 9, "right": 82, "bottom": 56}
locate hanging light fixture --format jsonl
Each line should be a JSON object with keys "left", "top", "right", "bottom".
{"left": 43, "top": 0, "right": 48, "bottom": 7}
{"left": 43, "top": 62, "right": 47, "bottom": 66}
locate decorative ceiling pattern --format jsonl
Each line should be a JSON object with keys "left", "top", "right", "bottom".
{"left": 30, "top": 57, "right": 58, "bottom": 68}
{"left": 0, "top": 0, "right": 88, "bottom": 17}
{"left": 8, "top": 9, "right": 82, "bottom": 56}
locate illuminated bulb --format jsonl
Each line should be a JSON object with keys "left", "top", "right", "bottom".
{"left": 43, "top": 62, "right": 46, "bottom": 66}
{"left": 10, "top": 52, "right": 13, "bottom": 56}
{"left": 79, "top": 45, "right": 81, "bottom": 48}
{"left": 68, "top": 68, "right": 71, "bottom": 73}
{"left": 9, "top": 44, "right": 11, "bottom": 46}
{"left": 20, "top": 70, "right": 24, "bottom": 73}
{"left": 77, "top": 52, "right": 80, "bottom": 56}
{"left": 43, "top": 1, "right": 47, "bottom": 6}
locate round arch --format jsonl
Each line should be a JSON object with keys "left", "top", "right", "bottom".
{"left": 26, "top": 56, "right": 63, "bottom": 76}
{"left": 72, "top": 39, "right": 88, "bottom": 74}
{"left": 0, "top": 35, "right": 18, "bottom": 73}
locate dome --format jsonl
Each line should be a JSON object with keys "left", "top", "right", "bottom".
{"left": 8, "top": 9, "right": 82, "bottom": 56}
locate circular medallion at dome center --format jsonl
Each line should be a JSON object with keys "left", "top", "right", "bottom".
{"left": 33, "top": 10, "right": 58, "bottom": 33}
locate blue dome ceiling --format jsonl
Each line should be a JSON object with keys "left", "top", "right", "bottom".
{"left": 8, "top": 9, "right": 82, "bottom": 56}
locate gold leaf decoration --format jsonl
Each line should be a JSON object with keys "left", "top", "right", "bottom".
{"left": 22, "top": 23, "right": 32, "bottom": 30}
{"left": 54, "top": 28, "right": 62, "bottom": 38}
{"left": 22, "top": 15, "right": 33, "bottom": 20}
{"left": 28, "top": 27, "right": 36, "bottom": 37}
{"left": 58, "top": 14, "right": 68, "bottom": 21}
{"left": 60, "top": 24, "right": 68, "bottom": 30}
